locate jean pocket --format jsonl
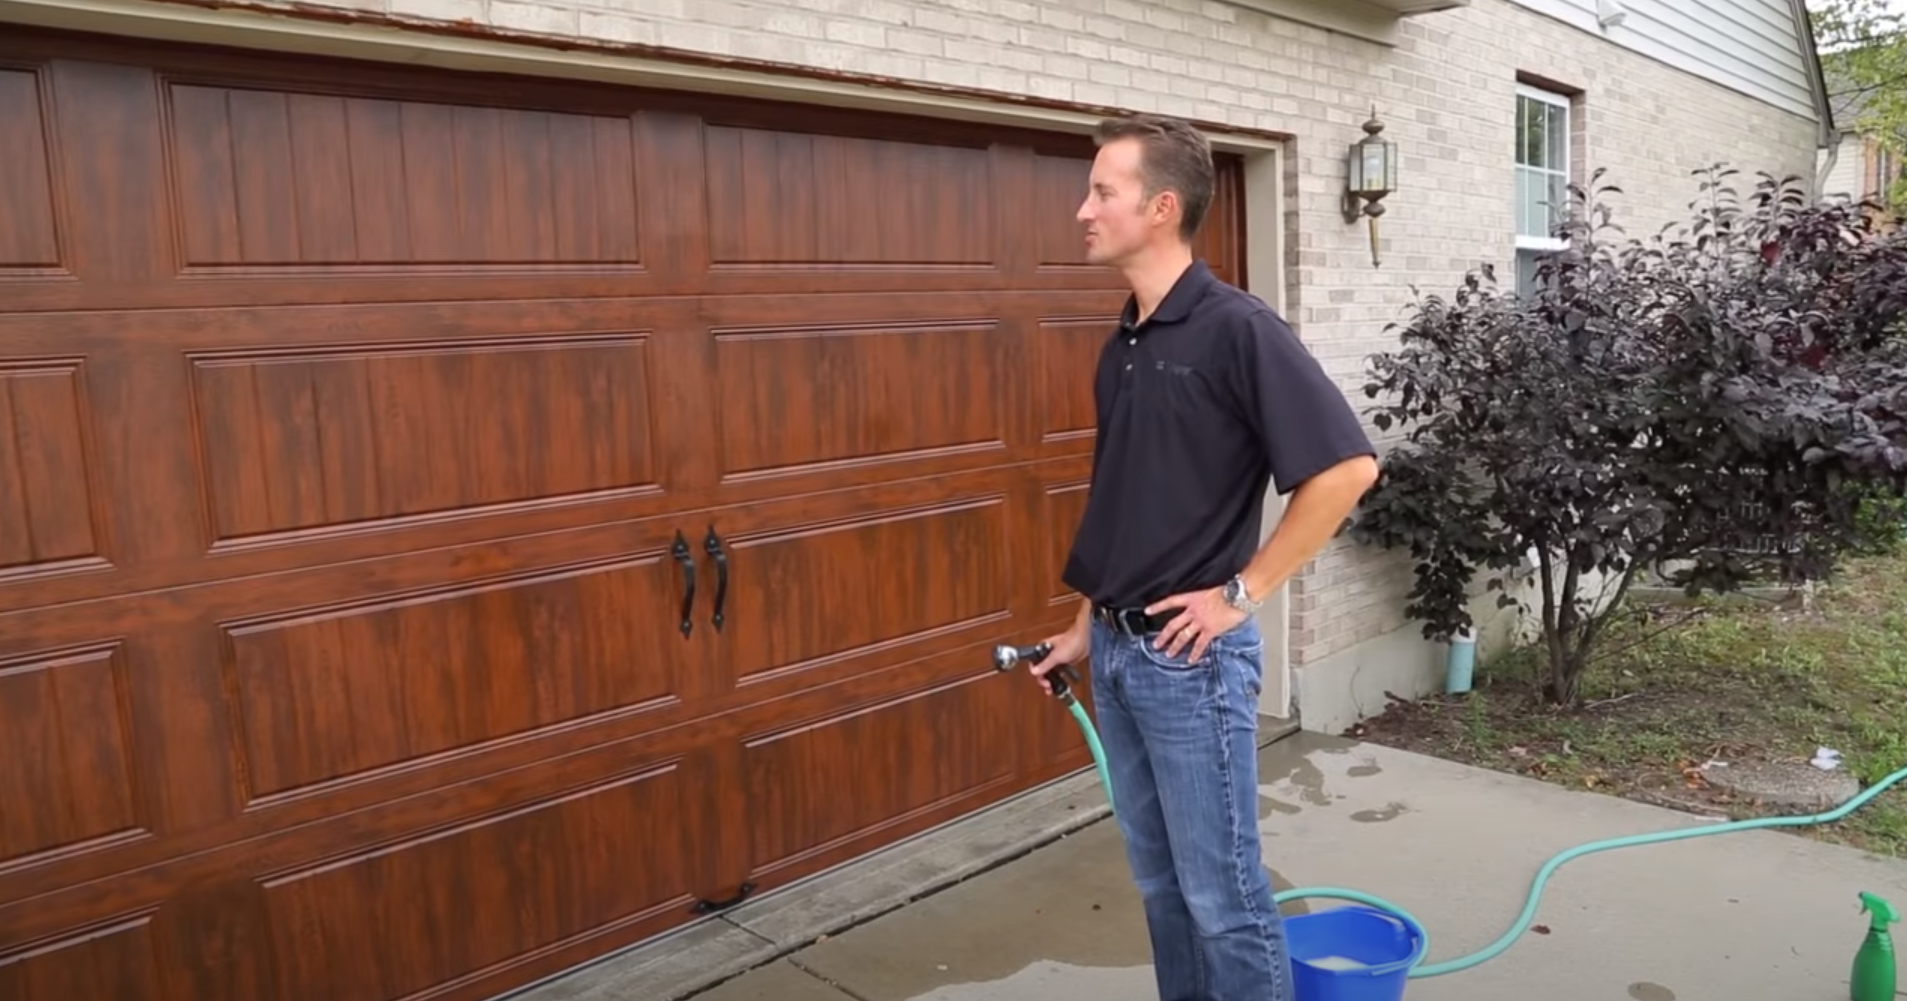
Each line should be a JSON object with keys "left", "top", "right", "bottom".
{"left": 1135, "top": 632, "right": 1217, "bottom": 672}
{"left": 1135, "top": 622, "right": 1262, "bottom": 673}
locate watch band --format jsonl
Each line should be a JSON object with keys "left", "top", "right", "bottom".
{"left": 1226, "top": 575, "right": 1263, "bottom": 613}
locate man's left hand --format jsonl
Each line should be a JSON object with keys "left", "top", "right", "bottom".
{"left": 1146, "top": 587, "right": 1248, "bottom": 663}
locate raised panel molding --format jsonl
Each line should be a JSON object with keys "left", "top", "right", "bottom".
{"left": 166, "top": 82, "right": 642, "bottom": 269}
{"left": 712, "top": 320, "right": 1008, "bottom": 481}
{"left": 0, "top": 642, "right": 148, "bottom": 867}
{"left": 0, "top": 360, "right": 101, "bottom": 575}
{"left": 189, "top": 334, "right": 659, "bottom": 542}
{"left": 223, "top": 555, "right": 683, "bottom": 800}
{"left": 0, "top": 66, "right": 62, "bottom": 272}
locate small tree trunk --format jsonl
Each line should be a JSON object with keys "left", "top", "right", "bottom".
{"left": 1546, "top": 647, "right": 1586, "bottom": 705}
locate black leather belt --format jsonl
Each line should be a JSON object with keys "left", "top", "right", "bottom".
{"left": 1093, "top": 604, "right": 1175, "bottom": 636}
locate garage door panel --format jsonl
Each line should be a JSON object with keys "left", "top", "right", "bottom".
{"left": 1, "top": 722, "right": 714, "bottom": 991}
{"left": 719, "top": 495, "right": 1012, "bottom": 687}
{"left": 224, "top": 553, "right": 687, "bottom": 804}
{"left": 713, "top": 317, "right": 1011, "bottom": 481}
{"left": 166, "top": 82, "right": 643, "bottom": 270}
{"left": 1036, "top": 314, "right": 1117, "bottom": 448}
{"left": 259, "top": 759, "right": 697, "bottom": 1001}
{"left": 45, "top": 58, "right": 171, "bottom": 292}
{"left": 0, "top": 65, "right": 61, "bottom": 274}
{"left": 190, "top": 332, "right": 662, "bottom": 543}
{"left": 0, "top": 914, "right": 161, "bottom": 1001}
{"left": 1031, "top": 151, "right": 1117, "bottom": 280}
{"left": 705, "top": 125, "right": 993, "bottom": 269}
{"left": 1041, "top": 478, "right": 1093, "bottom": 608}
{"left": 0, "top": 642, "right": 149, "bottom": 869}
{"left": 740, "top": 670, "right": 1019, "bottom": 878}
{"left": 0, "top": 358, "right": 106, "bottom": 575}
{"left": 0, "top": 302, "right": 705, "bottom": 614}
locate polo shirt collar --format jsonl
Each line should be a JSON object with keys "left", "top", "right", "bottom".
{"left": 1120, "top": 259, "right": 1217, "bottom": 330}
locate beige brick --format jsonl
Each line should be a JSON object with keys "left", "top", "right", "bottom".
{"left": 578, "top": 10, "right": 657, "bottom": 44}
{"left": 887, "top": 28, "right": 945, "bottom": 56}
{"left": 389, "top": 0, "right": 481, "bottom": 21}
{"left": 992, "top": 0, "right": 1038, "bottom": 23}
{"left": 489, "top": 1, "right": 578, "bottom": 34}
{"left": 824, "top": 19, "right": 887, "bottom": 46}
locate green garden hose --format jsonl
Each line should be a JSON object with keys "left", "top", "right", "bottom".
{"left": 994, "top": 640, "right": 1907, "bottom": 979}
{"left": 1273, "top": 762, "right": 1907, "bottom": 978}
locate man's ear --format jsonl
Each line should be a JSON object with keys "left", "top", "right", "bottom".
{"left": 1148, "top": 189, "right": 1180, "bottom": 229}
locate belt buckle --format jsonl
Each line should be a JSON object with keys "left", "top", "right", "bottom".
{"left": 1097, "top": 606, "right": 1142, "bottom": 636}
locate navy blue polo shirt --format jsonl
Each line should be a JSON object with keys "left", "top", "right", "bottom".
{"left": 1059, "top": 260, "right": 1376, "bottom": 610}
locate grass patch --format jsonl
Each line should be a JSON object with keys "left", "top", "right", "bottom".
{"left": 1350, "top": 549, "right": 1907, "bottom": 858}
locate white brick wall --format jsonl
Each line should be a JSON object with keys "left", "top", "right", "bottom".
{"left": 162, "top": 0, "right": 1821, "bottom": 680}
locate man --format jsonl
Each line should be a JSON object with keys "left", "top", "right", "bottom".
{"left": 1032, "top": 114, "right": 1380, "bottom": 1001}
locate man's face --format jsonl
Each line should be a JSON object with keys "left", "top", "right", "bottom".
{"left": 1078, "top": 137, "right": 1167, "bottom": 267}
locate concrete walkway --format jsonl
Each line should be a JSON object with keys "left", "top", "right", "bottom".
{"left": 681, "top": 731, "right": 1907, "bottom": 1001}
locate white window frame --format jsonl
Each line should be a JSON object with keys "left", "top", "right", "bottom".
{"left": 1514, "top": 82, "right": 1572, "bottom": 254}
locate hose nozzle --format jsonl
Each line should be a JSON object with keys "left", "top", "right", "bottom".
{"left": 991, "top": 642, "right": 1052, "bottom": 672}
{"left": 991, "top": 642, "right": 1080, "bottom": 700}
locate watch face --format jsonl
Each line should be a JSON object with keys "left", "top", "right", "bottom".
{"left": 1224, "top": 579, "right": 1245, "bottom": 604}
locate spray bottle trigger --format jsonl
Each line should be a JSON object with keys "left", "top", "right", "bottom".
{"left": 1860, "top": 892, "right": 1899, "bottom": 929}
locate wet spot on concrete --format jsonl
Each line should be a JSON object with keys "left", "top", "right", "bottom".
{"left": 1348, "top": 761, "right": 1382, "bottom": 778}
{"left": 1281, "top": 758, "right": 1334, "bottom": 808}
{"left": 1261, "top": 794, "right": 1301, "bottom": 818}
{"left": 1350, "top": 802, "right": 1409, "bottom": 823}
{"left": 1628, "top": 983, "right": 1676, "bottom": 1001}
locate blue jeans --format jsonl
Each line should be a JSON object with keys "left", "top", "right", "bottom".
{"left": 1089, "top": 614, "right": 1293, "bottom": 1001}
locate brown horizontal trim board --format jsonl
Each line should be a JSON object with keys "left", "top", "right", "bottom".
{"left": 0, "top": 26, "right": 1246, "bottom": 1001}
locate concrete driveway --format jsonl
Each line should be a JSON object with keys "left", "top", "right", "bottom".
{"left": 687, "top": 731, "right": 1907, "bottom": 1001}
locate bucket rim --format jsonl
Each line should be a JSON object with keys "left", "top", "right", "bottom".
{"left": 1288, "top": 904, "right": 1430, "bottom": 977}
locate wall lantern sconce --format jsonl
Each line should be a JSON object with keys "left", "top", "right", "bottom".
{"left": 1342, "top": 108, "right": 1397, "bottom": 267}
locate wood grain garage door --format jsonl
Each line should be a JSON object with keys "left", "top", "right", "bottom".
{"left": 0, "top": 28, "right": 1244, "bottom": 1001}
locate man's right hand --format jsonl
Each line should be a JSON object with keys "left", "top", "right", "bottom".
{"left": 1030, "top": 602, "right": 1092, "bottom": 695}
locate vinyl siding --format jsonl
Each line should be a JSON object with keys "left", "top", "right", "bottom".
{"left": 1508, "top": 0, "right": 1819, "bottom": 119}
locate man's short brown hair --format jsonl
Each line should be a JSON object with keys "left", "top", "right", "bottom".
{"left": 1094, "top": 114, "right": 1215, "bottom": 242}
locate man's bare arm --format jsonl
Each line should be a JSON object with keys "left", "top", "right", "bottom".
{"left": 1238, "top": 454, "right": 1380, "bottom": 603}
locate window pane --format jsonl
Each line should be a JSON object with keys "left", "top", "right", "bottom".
{"left": 1516, "top": 166, "right": 1532, "bottom": 236}
{"left": 1516, "top": 96, "right": 1536, "bottom": 165}
{"left": 1545, "top": 169, "right": 1567, "bottom": 231}
{"left": 1547, "top": 101, "right": 1568, "bottom": 173}
{"left": 1534, "top": 101, "right": 1551, "bottom": 169}
{"left": 1515, "top": 247, "right": 1542, "bottom": 296}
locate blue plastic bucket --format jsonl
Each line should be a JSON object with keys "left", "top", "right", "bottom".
{"left": 1285, "top": 905, "right": 1427, "bottom": 1001}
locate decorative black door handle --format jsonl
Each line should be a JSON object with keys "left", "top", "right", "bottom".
{"left": 691, "top": 881, "right": 756, "bottom": 915}
{"left": 703, "top": 525, "right": 728, "bottom": 632}
{"left": 671, "top": 530, "right": 695, "bottom": 638}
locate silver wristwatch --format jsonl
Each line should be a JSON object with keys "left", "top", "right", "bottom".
{"left": 1222, "top": 575, "right": 1262, "bottom": 614}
